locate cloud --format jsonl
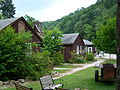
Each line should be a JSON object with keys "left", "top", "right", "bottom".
{"left": 14, "top": 0, "right": 97, "bottom": 22}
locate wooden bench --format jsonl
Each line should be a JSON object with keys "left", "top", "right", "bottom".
{"left": 14, "top": 82, "right": 33, "bottom": 90}
{"left": 39, "top": 75, "right": 63, "bottom": 90}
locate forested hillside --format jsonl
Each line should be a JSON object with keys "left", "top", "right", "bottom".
{"left": 43, "top": 0, "right": 117, "bottom": 41}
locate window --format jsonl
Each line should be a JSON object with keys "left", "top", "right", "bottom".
{"left": 88, "top": 47, "right": 92, "bottom": 53}
{"left": 76, "top": 46, "right": 79, "bottom": 54}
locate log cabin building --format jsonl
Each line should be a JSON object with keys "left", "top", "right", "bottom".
{"left": 0, "top": 17, "right": 42, "bottom": 51}
{"left": 62, "top": 33, "right": 85, "bottom": 62}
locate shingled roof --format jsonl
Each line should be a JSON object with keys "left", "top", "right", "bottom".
{"left": 0, "top": 17, "right": 20, "bottom": 30}
{"left": 0, "top": 17, "right": 43, "bottom": 41}
{"left": 83, "top": 39, "right": 93, "bottom": 45}
{"left": 62, "top": 33, "right": 79, "bottom": 44}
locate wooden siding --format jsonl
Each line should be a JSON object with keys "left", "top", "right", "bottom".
{"left": 63, "top": 35, "right": 84, "bottom": 62}
{"left": 5, "top": 17, "right": 42, "bottom": 52}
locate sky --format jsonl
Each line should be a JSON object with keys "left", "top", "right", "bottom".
{"left": 13, "top": 0, "right": 97, "bottom": 22}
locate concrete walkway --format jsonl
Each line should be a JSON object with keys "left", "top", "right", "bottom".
{"left": 53, "top": 59, "right": 105, "bottom": 79}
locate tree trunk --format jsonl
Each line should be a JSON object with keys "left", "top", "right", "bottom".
{"left": 116, "top": 0, "right": 120, "bottom": 90}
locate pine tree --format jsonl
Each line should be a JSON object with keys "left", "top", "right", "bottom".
{"left": 0, "top": 0, "right": 15, "bottom": 18}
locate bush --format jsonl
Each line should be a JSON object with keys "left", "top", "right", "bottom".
{"left": 69, "top": 51, "right": 86, "bottom": 63}
{"left": 0, "top": 27, "right": 52, "bottom": 81}
{"left": 85, "top": 53, "right": 94, "bottom": 61}
{"left": 52, "top": 51, "right": 64, "bottom": 65}
{"left": 24, "top": 51, "right": 52, "bottom": 80}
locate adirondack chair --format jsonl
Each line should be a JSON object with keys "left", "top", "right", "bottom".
{"left": 39, "top": 75, "right": 63, "bottom": 90}
{"left": 14, "top": 82, "right": 33, "bottom": 90}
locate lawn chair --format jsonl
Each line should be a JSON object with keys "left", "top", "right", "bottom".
{"left": 14, "top": 82, "right": 33, "bottom": 90}
{"left": 39, "top": 75, "right": 63, "bottom": 90}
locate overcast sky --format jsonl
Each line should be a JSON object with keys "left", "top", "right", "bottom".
{"left": 13, "top": 0, "right": 97, "bottom": 22}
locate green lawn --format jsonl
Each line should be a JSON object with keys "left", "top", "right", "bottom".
{"left": 52, "top": 69, "right": 70, "bottom": 73}
{"left": 102, "top": 59, "right": 116, "bottom": 64}
{"left": 3, "top": 66, "right": 115, "bottom": 90}
{"left": 56, "top": 67, "right": 115, "bottom": 90}
{"left": 55, "top": 64, "right": 83, "bottom": 68}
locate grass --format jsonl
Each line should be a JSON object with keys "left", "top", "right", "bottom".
{"left": 52, "top": 69, "right": 70, "bottom": 73}
{"left": 102, "top": 59, "right": 116, "bottom": 64}
{"left": 55, "top": 67, "right": 115, "bottom": 90}
{"left": 3, "top": 66, "right": 115, "bottom": 90}
{"left": 54, "top": 64, "right": 82, "bottom": 68}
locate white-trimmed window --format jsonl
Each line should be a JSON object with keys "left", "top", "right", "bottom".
{"left": 76, "top": 46, "right": 79, "bottom": 54}
{"left": 88, "top": 47, "right": 92, "bottom": 53}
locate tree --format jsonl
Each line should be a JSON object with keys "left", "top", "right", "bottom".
{"left": 116, "top": 0, "right": 120, "bottom": 89}
{"left": 0, "top": 26, "right": 33, "bottom": 80}
{"left": 94, "top": 18, "right": 116, "bottom": 54}
{"left": 42, "top": 28, "right": 64, "bottom": 65}
{"left": 24, "top": 15, "right": 36, "bottom": 28}
{"left": 42, "top": 28, "right": 63, "bottom": 54}
{"left": 0, "top": 0, "right": 15, "bottom": 18}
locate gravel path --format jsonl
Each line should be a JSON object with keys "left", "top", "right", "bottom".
{"left": 53, "top": 59, "right": 105, "bottom": 79}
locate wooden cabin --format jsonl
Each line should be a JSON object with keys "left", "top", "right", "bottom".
{"left": 62, "top": 33, "right": 85, "bottom": 62}
{"left": 0, "top": 17, "right": 42, "bottom": 52}
{"left": 83, "top": 39, "right": 95, "bottom": 53}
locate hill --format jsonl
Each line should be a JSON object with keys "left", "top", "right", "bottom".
{"left": 43, "top": 0, "right": 117, "bottom": 40}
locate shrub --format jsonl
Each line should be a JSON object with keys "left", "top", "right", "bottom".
{"left": 24, "top": 51, "right": 52, "bottom": 80}
{"left": 52, "top": 51, "right": 64, "bottom": 65}
{"left": 85, "top": 53, "right": 94, "bottom": 61}
{"left": 69, "top": 51, "right": 86, "bottom": 63}
{"left": 0, "top": 27, "right": 52, "bottom": 81}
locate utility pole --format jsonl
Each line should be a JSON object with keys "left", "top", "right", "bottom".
{"left": 116, "top": 0, "right": 120, "bottom": 90}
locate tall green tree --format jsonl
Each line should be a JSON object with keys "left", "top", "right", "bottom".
{"left": 42, "top": 28, "right": 64, "bottom": 65}
{"left": 0, "top": 0, "right": 15, "bottom": 18}
{"left": 94, "top": 18, "right": 116, "bottom": 54}
{"left": 42, "top": 28, "right": 63, "bottom": 54}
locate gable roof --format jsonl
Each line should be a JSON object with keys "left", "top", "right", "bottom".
{"left": 0, "top": 17, "right": 42, "bottom": 41}
{"left": 62, "top": 33, "right": 80, "bottom": 44}
{"left": 0, "top": 17, "right": 20, "bottom": 30}
{"left": 83, "top": 39, "right": 93, "bottom": 45}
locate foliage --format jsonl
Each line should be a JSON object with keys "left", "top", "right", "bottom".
{"left": 94, "top": 18, "right": 116, "bottom": 54}
{"left": 0, "top": 26, "right": 51, "bottom": 81}
{"left": 42, "top": 28, "right": 64, "bottom": 65}
{"left": 52, "top": 51, "right": 64, "bottom": 65}
{"left": 0, "top": 0, "right": 16, "bottom": 18}
{"left": 69, "top": 51, "right": 86, "bottom": 63}
{"left": 0, "top": 26, "right": 32, "bottom": 81}
{"left": 43, "top": 0, "right": 117, "bottom": 41}
{"left": 42, "top": 28, "right": 63, "bottom": 54}
{"left": 24, "top": 15, "right": 36, "bottom": 28}
{"left": 85, "top": 53, "right": 94, "bottom": 61}
{"left": 25, "top": 51, "right": 52, "bottom": 80}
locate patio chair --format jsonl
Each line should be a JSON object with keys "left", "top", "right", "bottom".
{"left": 14, "top": 82, "right": 33, "bottom": 90}
{"left": 39, "top": 75, "right": 63, "bottom": 90}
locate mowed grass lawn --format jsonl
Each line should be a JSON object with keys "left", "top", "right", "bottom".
{"left": 4, "top": 67, "right": 115, "bottom": 90}
{"left": 54, "top": 64, "right": 83, "bottom": 68}
{"left": 57, "top": 67, "right": 115, "bottom": 90}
